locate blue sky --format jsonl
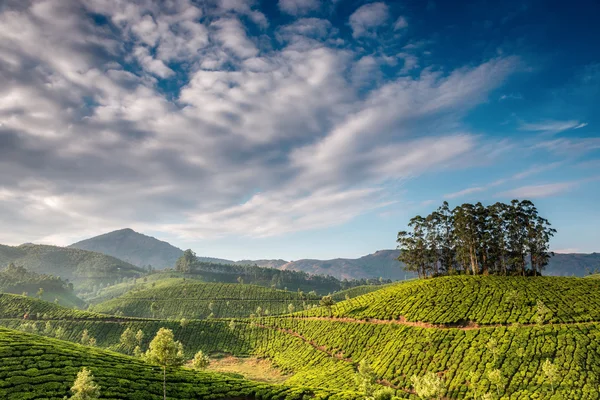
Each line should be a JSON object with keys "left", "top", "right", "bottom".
{"left": 0, "top": 0, "right": 598, "bottom": 260}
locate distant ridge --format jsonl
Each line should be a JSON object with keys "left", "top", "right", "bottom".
{"left": 69, "top": 228, "right": 600, "bottom": 280}
{"left": 70, "top": 228, "right": 183, "bottom": 269}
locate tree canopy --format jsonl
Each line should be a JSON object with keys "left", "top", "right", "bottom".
{"left": 397, "top": 200, "right": 556, "bottom": 278}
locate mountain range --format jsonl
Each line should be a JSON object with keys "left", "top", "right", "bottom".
{"left": 65, "top": 229, "right": 600, "bottom": 280}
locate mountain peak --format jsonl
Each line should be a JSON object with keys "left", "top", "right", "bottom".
{"left": 69, "top": 229, "right": 183, "bottom": 269}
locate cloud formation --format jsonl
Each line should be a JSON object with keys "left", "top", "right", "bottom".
{"left": 349, "top": 2, "right": 390, "bottom": 38}
{"left": 0, "top": 0, "right": 521, "bottom": 246}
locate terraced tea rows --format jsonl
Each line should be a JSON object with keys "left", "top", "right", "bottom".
{"left": 91, "top": 281, "right": 322, "bottom": 318}
{"left": 0, "top": 327, "right": 362, "bottom": 400}
{"left": 264, "top": 317, "right": 600, "bottom": 398}
{"left": 0, "top": 293, "right": 109, "bottom": 320}
{"left": 302, "top": 276, "right": 600, "bottom": 325}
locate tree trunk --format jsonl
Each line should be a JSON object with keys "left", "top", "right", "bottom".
{"left": 163, "top": 366, "right": 166, "bottom": 400}
{"left": 469, "top": 246, "right": 477, "bottom": 275}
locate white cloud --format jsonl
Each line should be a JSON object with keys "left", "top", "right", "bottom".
{"left": 349, "top": 2, "right": 390, "bottom": 38}
{"left": 278, "top": 0, "right": 321, "bottom": 16}
{"left": 211, "top": 17, "right": 259, "bottom": 59}
{"left": 393, "top": 16, "right": 408, "bottom": 30}
{"left": 133, "top": 46, "right": 175, "bottom": 78}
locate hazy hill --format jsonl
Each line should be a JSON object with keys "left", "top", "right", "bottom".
{"left": 0, "top": 243, "right": 143, "bottom": 289}
{"left": 70, "top": 228, "right": 184, "bottom": 269}
{"left": 236, "top": 259, "right": 288, "bottom": 269}
{"left": 276, "top": 250, "right": 406, "bottom": 280}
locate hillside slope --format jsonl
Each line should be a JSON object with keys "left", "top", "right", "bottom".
{"left": 303, "top": 275, "right": 600, "bottom": 324}
{"left": 70, "top": 228, "right": 184, "bottom": 269}
{"left": 91, "top": 280, "right": 322, "bottom": 318}
{"left": 0, "top": 243, "right": 144, "bottom": 290}
{"left": 0, "top": 327, "right": 356, "bottom": 400}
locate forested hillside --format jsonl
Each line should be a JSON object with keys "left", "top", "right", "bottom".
{"left": 173, "top": 250, "right": 390, "bottom": 294}
{"left": 0, "top": 243, "right": 144, "bottom": 290}
{"left": 0, "top": 263, "right": 84, "bottom": 308}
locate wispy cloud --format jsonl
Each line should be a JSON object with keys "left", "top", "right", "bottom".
{"left": 444, "top": 186, "right": 486, "bottom": 199}
{"left": 499, "top": 93, "right": 523, "bottom": 101}
{"left": 444, "top": 162, "right": 562, "bottom": 199}
{"left": 519, "top": 120, "right": 587, "bottom": 134}
{"left": 495, "top": 181, "right": 580, "bottom": 198}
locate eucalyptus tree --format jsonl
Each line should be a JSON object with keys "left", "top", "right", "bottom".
{"left": 453, "top": 203, "right": 479, "bottom": 274}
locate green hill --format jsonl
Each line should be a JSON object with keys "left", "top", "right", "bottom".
{"left": 90, "top": 280, "right": 323, "bottom": 318}
{"left": 0, "top": 293, "right": 108, "bottom": 320}
{"left": 0, "top": 243, "right": 145, "bottom": 291}
{"left": 0, "top": 327, "right": 358, "bottom": 400}
{"left": 302, "top": 275, "right": 600, "bottom": 325}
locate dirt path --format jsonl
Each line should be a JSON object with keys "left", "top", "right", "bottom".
{"left": 285, "top": 316, "right": 600, "bottom": 330}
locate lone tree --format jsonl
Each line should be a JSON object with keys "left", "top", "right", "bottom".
{"left": 144, "top": 328, "right": 185, "bottom": 400}
{"left": 410, "top": 371, "right": 444, "bottom": 399}
{"left": 487, "top": 368, "right": 505, "bottom": 396}
{"left": 69, "top": 367, "right": 100, "bottom": 400}
{"left": 175, "top": 249, "right": 196, "bottom": 273}
{"left": 120, "top": 327, "right": 137, "bottom": 354}
{"left": 191, "top": 350, "right": 210, "bottom": 370}
{"left": 355, "top": 359, "right": 377, "bottom": 397}
{"left": 542, "top": 359, "right": 559, "bottom": 393}
{"left": 320, "top": 295, "right": 335, "bottom": 317}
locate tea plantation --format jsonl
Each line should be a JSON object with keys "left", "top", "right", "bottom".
{"left": 0, "top": 327, "right": 361, "bottom": 400}
{"left": 301, "top": 275, "right": 600, "bottom": 325}
{"left": 90, "top": 281, "right": 323, "bottom": 318}
{"left": 3, "top": 276, "right": 600, "bottom": 398}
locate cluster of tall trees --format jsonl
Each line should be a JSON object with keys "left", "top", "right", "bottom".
{"left": 397, "top": 200, "right": 556, "bottom": 278}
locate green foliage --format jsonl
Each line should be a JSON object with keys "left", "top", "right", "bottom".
{"left": 120, "top": 327, "right": 137, "bottom": 354}
{"left": 191, "top": 350, "right": 210, "bottom": 370}
{"left": 69, "top": 367, "right": 100, "bottom": 400}
{"left": 410, "top": 372, "right": 444, "bottom": 399}
{"left": 541, "top": 359, "right": 559, "bottom": 393}
{"left": 397, "top": 200, "right": 556, "bottom": 278}
{"left": 355, "top": 359, "right": 377, "bottom": 396}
